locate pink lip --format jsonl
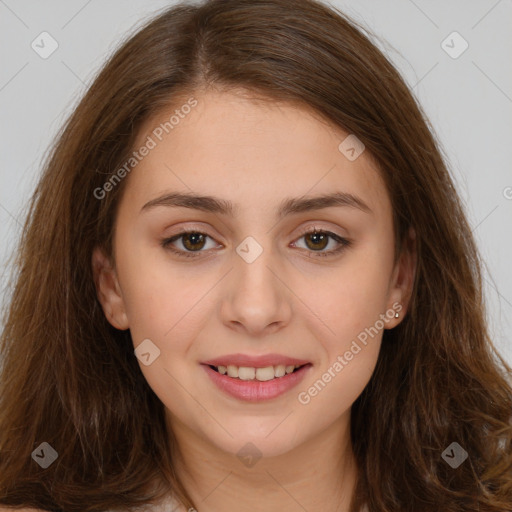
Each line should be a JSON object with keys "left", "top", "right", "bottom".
{"left": 201, "top": 363, "right": 312, "bottom": 402}
{"left": 202, "top": 353, "right": 310, "bottom": 368}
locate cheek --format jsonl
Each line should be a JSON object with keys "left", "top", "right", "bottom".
{"left": 121, "top": 259, "right": 209, "bottom": 412}
{"left": 296, "top": 268, "right": 386, "bottom": 413}
{"left": 304, "top": 255, "right": 392, "bottom": 343}
{"left": 296, "top": 344, "right": 379, "bottom": 427}
{"left": 294, "top": 250, "right": 390, "bottom": 398}
{"left": 124, "top": 275, "right": 208, "bottom": 351}
{"left": 115, "top": 226, "right": 213, "bottom": 342}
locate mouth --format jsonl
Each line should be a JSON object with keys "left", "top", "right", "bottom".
{"left": 207, "top": 363, "right": 307, "bottom": 381}
{"left": 201, "top": 360, "right": 312, "bottom": 402}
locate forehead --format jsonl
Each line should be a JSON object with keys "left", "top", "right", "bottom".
{"left": 122, "top": 89, "right": 391, "bottom": 220}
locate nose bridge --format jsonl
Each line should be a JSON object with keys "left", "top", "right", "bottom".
{"left": 222, "top": 233, "right": 291, "bottom": 333}
{"left": 234, "top": 233, "right": 280, "bottom": 298}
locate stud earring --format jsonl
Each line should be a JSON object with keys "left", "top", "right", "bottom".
{"left": 395, "top": 312, "right": 400, "bottom": 318}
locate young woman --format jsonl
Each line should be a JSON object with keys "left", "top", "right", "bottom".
{"left": 0, "top": 1, "right": 510, "bottom": 511}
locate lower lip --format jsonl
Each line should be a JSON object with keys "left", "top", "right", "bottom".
{"left": 201, "top": 364, "right": 312, "bottom": 402}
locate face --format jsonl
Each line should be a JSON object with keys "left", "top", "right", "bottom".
{"left": 93, "top": 88, "right": 415, "bottom": 460}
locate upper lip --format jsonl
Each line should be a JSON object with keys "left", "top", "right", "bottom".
{"left": 202, "top": 353, "right": 311, "bottom": 368}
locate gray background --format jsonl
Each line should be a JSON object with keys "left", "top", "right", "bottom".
{"left": 1, "top": 0, "right": 511, "bottom": 364}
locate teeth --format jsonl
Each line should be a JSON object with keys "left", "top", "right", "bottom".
{"left": 213, "top": 363, "right": 303, "bottom": 380}
{"left": 274, "top": 365, "right": 286, "bottom": 377}
{"left": 255, "top": 366, "right": 274, "bottom": 381}
{"left": 227, "top": 365, "right": 238, "bottom": 378}
{"left": 238, "top": 367, "right": 256, "bottom": 380}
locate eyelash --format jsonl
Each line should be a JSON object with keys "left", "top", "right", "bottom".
{"left": 160, "top": 226, "right": 351, "bottom": 259}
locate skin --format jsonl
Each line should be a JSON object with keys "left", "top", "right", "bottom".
{"left": 93, "top": 88, "right": 416, "bottom": 512}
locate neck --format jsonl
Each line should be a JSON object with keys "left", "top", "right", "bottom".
{"left": 168, "top": 410, "right": 358, "bottom": 512}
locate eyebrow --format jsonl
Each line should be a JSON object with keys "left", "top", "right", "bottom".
{"left": 140, "top": 191, "right": 373, "bottom": 218}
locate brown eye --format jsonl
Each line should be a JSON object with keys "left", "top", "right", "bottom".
{"left": 161, "top": 228, "right": 351, "bottom": 260}
{"left": 181, "top": 232, "right": 207, "bottom": 251}
{"left": 292, "top": 228, "right": 351, "bottom": 258}
{"left": 161, "top": 230, "right": 218, "bottom": 258}
{"left": 303, "top": 231, "right": 330, "bottom": 251}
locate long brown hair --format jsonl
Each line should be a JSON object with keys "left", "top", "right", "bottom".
{"left": 1, "top": 1, "right": 511, "bottom": 511}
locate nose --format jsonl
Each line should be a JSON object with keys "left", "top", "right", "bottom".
{"left": 220, "top": 241, "right": 293, "bottom": 337}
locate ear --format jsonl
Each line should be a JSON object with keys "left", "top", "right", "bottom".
{"left": 92, "top": 246, "right": 130, "bottom": 330}
{"left": 385, "top": 226, "right": 417, "bottom": 328}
